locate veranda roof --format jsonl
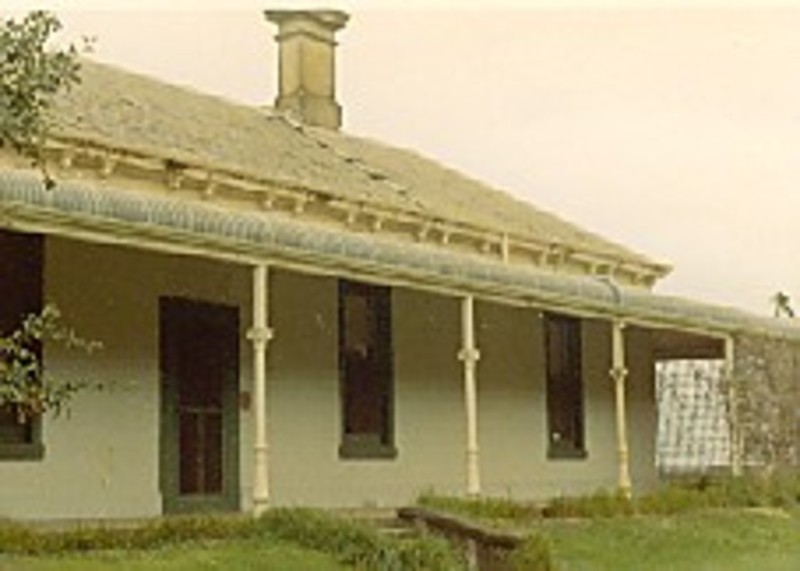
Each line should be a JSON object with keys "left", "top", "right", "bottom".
{"left": 2, "top": 169, "right": 798, "bottom": 342}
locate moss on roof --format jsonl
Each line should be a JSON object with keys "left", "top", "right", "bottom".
{"left": 49, "top": 58, "right": 660, "bottom": 269}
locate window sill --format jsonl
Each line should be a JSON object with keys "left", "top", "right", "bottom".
{"left": 547, "top": 445, "right": 587, "bottom": 461}
{"left": 339, "top": 437, "right": 397, "bottom": 460}
{"left": 0, "top": 442, "right": 45, "bottom": 461}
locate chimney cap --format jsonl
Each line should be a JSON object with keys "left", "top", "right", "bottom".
{"left": 264, "top": 9, "right": 349, "bottom": 32}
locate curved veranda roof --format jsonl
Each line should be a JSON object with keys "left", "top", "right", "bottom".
{"left": 2, "top": 169, "right": 798, "bottom": 342}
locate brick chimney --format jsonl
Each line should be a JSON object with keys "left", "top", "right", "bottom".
{"left": 264, "top": 10, "right": 349, "bottom": 130}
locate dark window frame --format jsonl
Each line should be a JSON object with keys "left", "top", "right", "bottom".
{"left": 544, "top": 312, "right": 587, "bottom": 460}
{"left": 0, "top": 404, "right": 44, "bottom": 460}
{"left": 337, "top": 280, "right": 396, "bottom": 460}
{"left": 0, "top": 230, "right": 45, "bottom": 461}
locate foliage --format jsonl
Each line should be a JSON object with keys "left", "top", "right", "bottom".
{"left": 418, "top": 491, "right": 540, "bottom": 522}
{"left": 507, "top": 533, "right": 556, "bottom": 571}
{"left": 420, "top": 474, "right": 800, "bottom": 525}
{"left": 0, "top": 515, "right": 252, "bottom": 555}
{"left": 0, "top": 10, "right": 82, "bottom": 186}
{"left": 731, "top": 333, "right": 800, "bottom": 474}
{"left": 7, "top": 512, "right": 800, "bottom": 571}
{"left": 0, "top": 516, "right": 346, "bottom": 570}
{"left": 542, "top": 476, "right": 800, "bottom": 519}
{"left": 0, "top": 509, "right": 459, "bottom": 570}
{"left": 1, "top": 510, "right": 458, "bottom": 569}
{"left": 542, "top": 489, "right": 635, "bottom": 519}
{"left": 699, "top": 472, "right": 800, "bottom": 509}
{"left": 771, "top": 291, "right": 795, "bottom": 318}
{"left": 260, "top": 508, "right": 460, "bottom": 571}
{"left": 419, "top": 483, "right": 800, "bottom": 570}
{"left": 0, "top": 304, "right": 100, "bottom": 421}
{"left": 634, "top": 480, "right": 725, "bottom": 515}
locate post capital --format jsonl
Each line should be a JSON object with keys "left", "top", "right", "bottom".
{"left": 610, "top": 366, "right": 628, "bottom": 383}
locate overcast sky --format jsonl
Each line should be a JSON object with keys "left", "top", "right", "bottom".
{"left": 6, "top": 1, "right": 800, "bottom": 315}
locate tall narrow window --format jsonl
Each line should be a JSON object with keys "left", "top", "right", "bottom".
{"left": 338, "top": 280, "right": 395, "bottom": 459}
{"left": 545, "top": 313, "right": 585, "bottom": 459}
{"left": 0, "top": 229, "right": 44, "bottom": 460}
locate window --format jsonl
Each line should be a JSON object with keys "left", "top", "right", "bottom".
{"left": 0, "top": 229, "right": 44, "bottom": 460}
{"left": 338, "top": 280, "right": 395, "bottom": 459}
{"left": 545, "top": 313, "right": 586, "bottom": 459}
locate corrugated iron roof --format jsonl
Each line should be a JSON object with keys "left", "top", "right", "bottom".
{"left": 2, "top": 169, "right": 797, "bottom": 341}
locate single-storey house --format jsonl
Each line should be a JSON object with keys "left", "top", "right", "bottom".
{"left": 2, "top": 10, "right": 798, "bottom": 521}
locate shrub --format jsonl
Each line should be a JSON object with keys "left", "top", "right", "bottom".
{"left": 0, "top": 510, "right": 459, "bottom": 569}
{"left": 259, "top": 508, "right": 460, "bottom": 571}
{"left": 0, "top": 515, "right": 253, "bottom": 555}
{"left": 636, "top": 484, "right": 709, "bottom": 515}
{"left": 419, "top": 474, "right": 800, "bottom": 524}
{"left": 642, "top": 473, "right": 800, "bottom": 515}
{"left": 507, "top": 533, "right": 557, "bottom": 571}
{"left": 542, "top": 489, "right": 634, "bottom": 519}
{"left": 538, "top": 475, "right": 800, "bottom": 519}
{"left": 0, "top": 524, "right": 46, "bottom": 554}
{"left": 722, "top": 472, "right": 800, "bottom": 508}
{"left": 1, "top": 304, "right": 101, "bottom": 420}
{"left": 418, "top": 492, "right": 540, "bottom": 522}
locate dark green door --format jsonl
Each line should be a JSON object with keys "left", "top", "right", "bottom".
{"left": 160, "top": 298, "right": 240, "bottom": 514}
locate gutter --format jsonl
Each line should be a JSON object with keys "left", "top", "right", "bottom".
{"left": 1, "top": 170, "right": 798, "bottom": 342}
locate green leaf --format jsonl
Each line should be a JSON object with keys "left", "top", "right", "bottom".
{"left": 0, "top": 11, "right": 82, "bottom": 179}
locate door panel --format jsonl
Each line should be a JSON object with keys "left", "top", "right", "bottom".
{"left": 178, "top": 409, "right": 222, "bottom": 495}
{"left": 160, "top": 298, "right": 239, "bottom": 514}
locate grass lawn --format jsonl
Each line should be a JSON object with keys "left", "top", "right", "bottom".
{"left": 3, "top": 507, "right": 799, "bottom": 570}
{"left": 0, "top": 537, "right": 348, "bottom": 571}
{"left": 0, "top": 508, "right": 456, "bottom": 571}
{"left": 539, "top": 508, "right": 800, "bottom": 571}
